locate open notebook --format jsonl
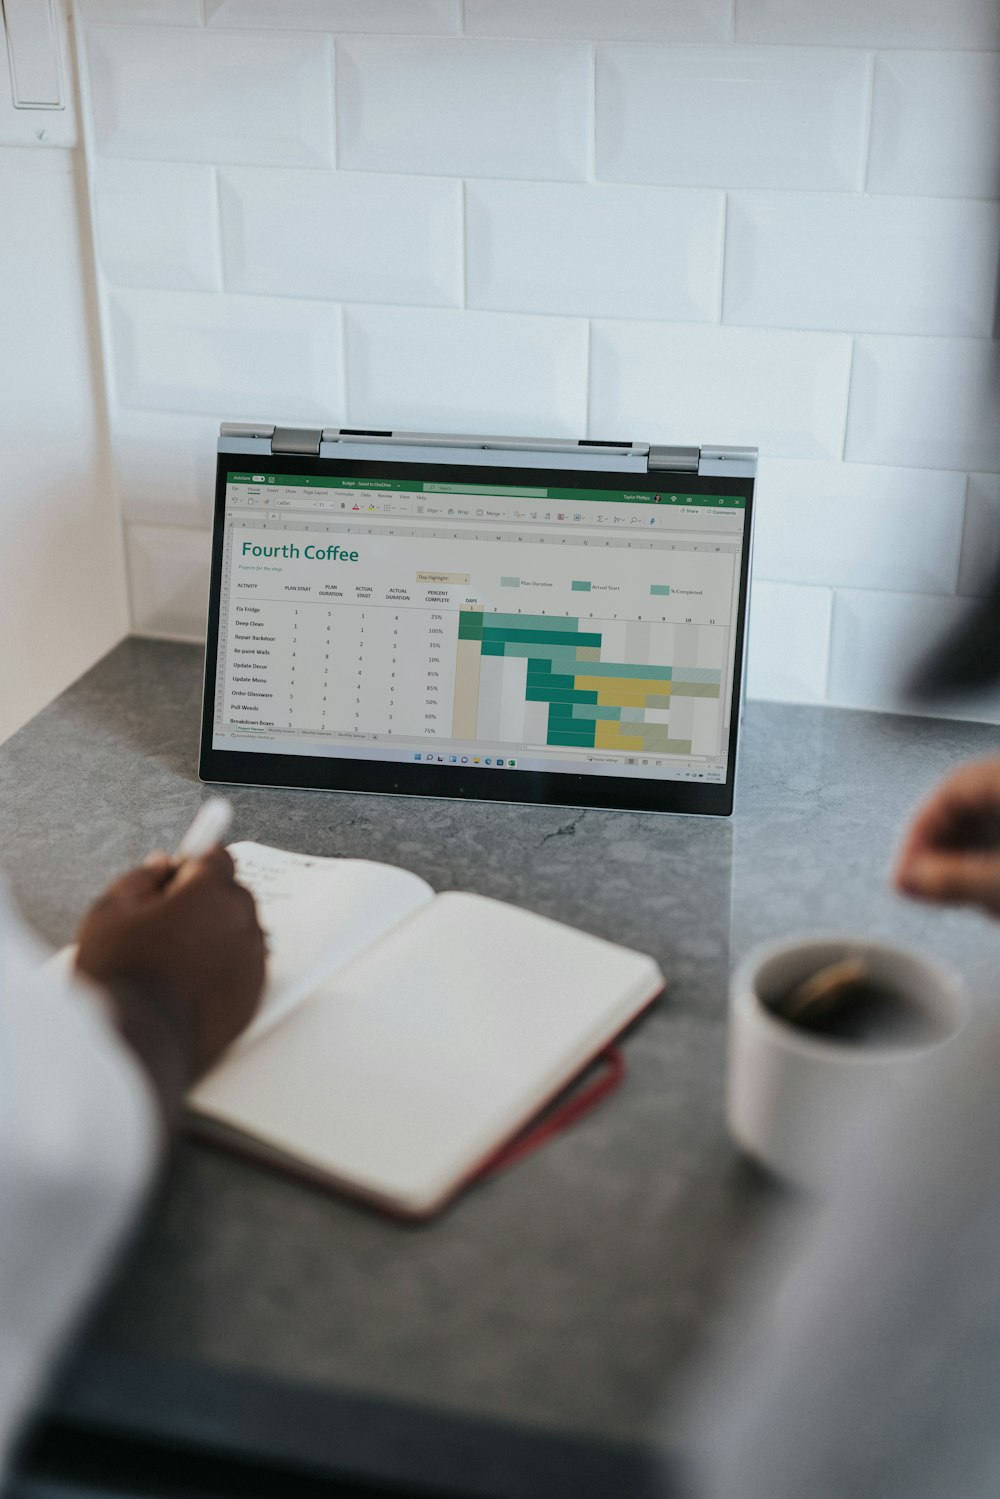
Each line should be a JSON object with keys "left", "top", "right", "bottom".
{"left": 187, "top": 843, "right": 665, "bottom": 1218}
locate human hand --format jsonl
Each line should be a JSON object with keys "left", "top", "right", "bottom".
{"left": 75, "top": 847, "right": 265, "bottom": 1119}
{"left": 894, "top": 758, "right": 1000, "bottom": 918}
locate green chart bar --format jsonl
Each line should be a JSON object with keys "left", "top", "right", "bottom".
{"left": 483, "top": 628, "right": 604, "bottom": 648}
{"left": 456, "top": 610, "right": 716, "bottom": 755}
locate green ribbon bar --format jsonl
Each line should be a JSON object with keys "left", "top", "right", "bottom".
{"left": 226, "top": 473, "right": 745, "bottom": 509}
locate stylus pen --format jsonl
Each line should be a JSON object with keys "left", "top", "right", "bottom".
{"left": 174, "top": 797, "right": 233, "bottom": 862}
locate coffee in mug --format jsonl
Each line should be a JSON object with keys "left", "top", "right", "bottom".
{"left": 727, "top": 936, "right": 966, "bottom": 1190}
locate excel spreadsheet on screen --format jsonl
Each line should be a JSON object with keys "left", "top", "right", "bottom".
{"left": 210, "top": 470, "right": 747, "bottom": 788}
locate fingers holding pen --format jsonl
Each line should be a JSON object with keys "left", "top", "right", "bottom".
{"left": 169, "top": 843, "right": 236, "bottom": 892}
{"left": 88, "top": 856, "right": 175, "bottom": 912}
{"left": 169, "top": 847, "right": 263, "bottom": 939}
{"left": 77, "top": 796, "right": 264, "bottom": 1076}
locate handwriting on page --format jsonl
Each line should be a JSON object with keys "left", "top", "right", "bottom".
{"left": 236, "top": 850, "right": 317, "bottom": 904}
{"left": 227, "top": 844, "right": 435, "bottom": 1052}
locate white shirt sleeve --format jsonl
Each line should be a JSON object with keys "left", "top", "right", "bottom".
{"left": 0, "top": 882, "right": 159, "bottom": 1472}
{"left": 688, "top": 1020, "right": 1000, "bottom": 1499}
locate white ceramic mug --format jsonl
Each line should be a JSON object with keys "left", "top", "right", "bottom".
{"left": 727, "top": 935, "right": 967, "bottom": 1191}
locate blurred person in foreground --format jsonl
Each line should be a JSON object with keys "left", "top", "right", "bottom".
{"left": 0, "top": 847, "right": 264, "bottom": 1475}
{"left": 691, "top": 584, "right": 1000, "bottom": 1499}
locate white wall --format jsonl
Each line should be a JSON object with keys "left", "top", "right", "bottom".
{"left": 73, "top": 0, "right": 1000, "bottom": 720}
{"left": 0, "top": 130, "right": 129, "bottom": 741}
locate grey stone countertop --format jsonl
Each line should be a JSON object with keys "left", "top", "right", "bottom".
{"left": 2, "top": 639, "right": 998, "bottom": 1497}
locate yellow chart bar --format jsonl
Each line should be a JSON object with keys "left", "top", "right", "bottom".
{"left": 594, "top": 722, "right": 645, "bottom": 752}
{"left": 592, "top": 689, "right": 671, "bottom": 710}
{"left": 575, "top": 676, "right": 673, "bottom": 698}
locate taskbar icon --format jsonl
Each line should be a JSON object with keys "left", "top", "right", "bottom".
{"left": 416, "top": 752, "right": 519, "bottom": 768}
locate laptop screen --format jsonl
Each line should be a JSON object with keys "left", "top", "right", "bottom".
{"left": 208, "top": 464, "right": 748, "bottom": 792}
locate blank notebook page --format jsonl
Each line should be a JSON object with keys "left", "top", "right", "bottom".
{"left": 190, "top": 891, "right": 661, "bottom": 1216}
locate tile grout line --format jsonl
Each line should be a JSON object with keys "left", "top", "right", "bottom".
{"left": 583, "top": 319, "right": 594, "bottom": 437}
{"left": 338, "top": 303, "right": 350, "bottom": 424}
{"left": 587, "top": 43, "right": 597, "bottom": 185}
{"left": 955, "top": 474, "right": 974, "bottom": 596}
{"left": 211, "top": 164, "right": 225, "bottom": 290}
{"left": 861, "top": 49, "right": 877, "bottom": 193}
{"left": 821, "top": 585, "right": 836, "bottom": 704}
{"left": 841, "top": 336, "right": 857, "bottom": 462}
{"left": 330, "top": 34, "right": 339, "bottom": 169}
{"left": 459, "top": 179, "right": 468, "bottom": 309}
{"left": 717, "top": 191, "right": 729, "bottom": 324}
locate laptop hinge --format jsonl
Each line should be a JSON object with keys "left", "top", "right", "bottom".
{"left": 272, "top": 426, "right": 322, "bottom": 456}
{"left": 647, "top": 445, "right": 701, "bottom": 473}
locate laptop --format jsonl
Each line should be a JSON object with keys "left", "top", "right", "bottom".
{"left": 199, "top": 425, "right": 756, "bottom": 816}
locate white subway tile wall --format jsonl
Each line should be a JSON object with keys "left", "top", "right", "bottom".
{"left": 746, "top": 583, "right": 832, "bottom": 704}
{"left": 219, "top": 168, "right": 463, "bottom": 305}
{"left": 589, "top": 321, "right": 852, "bottom": 459}
{"left": 828, "top": 590, "right": 1000, "bottom": 722}
{"left": 204, "top": 1, "right": 462, "bottom": 34}
{"left": 737, "top": 0, "right": 1000, "bottom": 50}
{"left": 85, "top": 27, "right": 335, "bottom": 166}
{"left": 111, "top": 410, "right": 222, "bottom": 528}
{"left": 335, "top": 38, "right": 591, "bottom": 180}
{"left": 845, "top": 338, "right": 1000, "bottom": 474}
{"left": 595, "top": 47, "right": 872, "bottom": 191}
{"left": 94, "top": 160, "right": 222, "bottom": 291}
{"left": 959, "top": 475, "right": 1000, "bottom": 599}
{"left": 107, "top": 288, "right": 344, "bottom": 419}
{"left": 753, "top": 460, "right": 966, "bottom": 594}
{"left": 867, "top": 53, "right": 1000, "bottom": 199}
{"left": 79, "top": 0, "right": 205, "bottom": 24}
{"left": 723, "top": 193, "right": 1000, "bottom": 337}
{"left": 74, "top": 2, "right": 1000, "bottom": 724}
{"left": 464, "top": 1, "right": 734, "bottom": 44}
{"left": 345, "top": 305, "right": 588, "bottom": 435}
{"left": 466, "top": 181, "right": 724, "bottom": 322}
{"left": 126, "top": 524, "right": 212, "bottom": 639}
